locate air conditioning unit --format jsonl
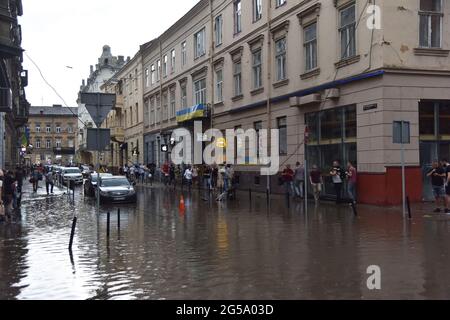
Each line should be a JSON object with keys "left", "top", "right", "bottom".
{"left": 299, "top": 93, "right": 321, "bottom": 106}
{"left": 325, "top": 88, "right": 340, "bottom": 99}
{"left": 0, "top": 87, "right": 13, "bottom": 112}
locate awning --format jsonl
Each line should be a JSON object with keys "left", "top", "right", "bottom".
{"left": 176, "top": 104, "right": 205, "bottom": 123}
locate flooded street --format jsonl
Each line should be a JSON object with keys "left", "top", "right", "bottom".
{"left": 1, "top": 182, "right": 450, "bottom": 300}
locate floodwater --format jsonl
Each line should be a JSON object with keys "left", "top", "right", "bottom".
{"left": 1, "top": 182, "right": 450, "bottom": 300}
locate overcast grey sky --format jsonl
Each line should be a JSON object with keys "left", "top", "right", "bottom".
{"left": 21, "top": 0, "right": 199, "bottom": 107}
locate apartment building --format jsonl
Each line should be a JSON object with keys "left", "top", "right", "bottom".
{"left": 139, "top": 0, "right": 450, "bottom": 205}
{"left": 27, "top": 106, "right": 78, "bottom": 165}
{"left": 102, "top": 50, "right": 145, "bottom": 172}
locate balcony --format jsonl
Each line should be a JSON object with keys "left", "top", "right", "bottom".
{"left": 53, "top": 147, "right": 76, "bottom": 155}
{"left": 111, "top": 126, "right": 124, "bottom": 143}
{"left": 13, "top": 97, "right": 29, "bottom": 127}
{"left": 113, "top": 94, "right": 123, "bottom": 111}
{"left": 0, "top": 87, "right": 12, "bottom": 112}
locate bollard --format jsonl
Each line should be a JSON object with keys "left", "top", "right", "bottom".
{"left": 350, "top": 201, "right": 357, "bottom": 217}
{"left": 406, "top": 196, "right": 412, "bottom": 219}
{"left": 106, "top": 211, "right": 110, "bottom": 238}
{"left": 286, "top": 192, "right": 290, "bottom": 209}
{"left": 249, "top": 188, "right": 252, "bottom": 203}
{"left": 266, "top": 189, "right": 270, "bottom": 205}
{"left": 117, "top": 208, "right": 121, "bottom": 230}
{"left": 68, "top": 216, "right": 77, "bottom": 251}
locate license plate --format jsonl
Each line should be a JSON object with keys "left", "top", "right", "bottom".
{"left": 114, "top": 197, "right": 126, "bottom": 201}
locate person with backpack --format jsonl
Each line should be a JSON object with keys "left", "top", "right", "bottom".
{"left": 45, "top": 168, "right": 54, "bottom": 195}
{"left": 427, "top": 160, "right": 446, "bottom": 213}
{"left": 330, "top": 160, "right": 344, "bottom": 204}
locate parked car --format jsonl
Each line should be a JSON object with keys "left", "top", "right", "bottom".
{"left": 61, "top": 167, "right": 83, "bottom": 185}
{"left": 84, "top": 172, "right": 113, "bottom": 197}
{"left": 80, "top": 165, "right": 92, "bottom": 178}
{"left": 98, "top": 176, "right": 137, "bottom": 204}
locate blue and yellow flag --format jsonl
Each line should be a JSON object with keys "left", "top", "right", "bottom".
{"left": 176, "top": 104, "right": 205, "bottom": 123}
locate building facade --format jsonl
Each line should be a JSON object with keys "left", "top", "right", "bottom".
{"left": 108, "top": 0, "right": 447, "bottom": 206}
{"left": 76, "top": 45, "right": 128, "bottom": 165}
{"left": 102, "top": 49, "right": 145, "bottom": 172}
{"left": 0, "top": 0, "right": 29, "bottom": 170}
{"left": 27, "top": 105, "right": 78, "bottom": 165}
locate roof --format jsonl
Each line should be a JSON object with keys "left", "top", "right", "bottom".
{"left": 29, "top": 106, "right": 78, "bottom": 117}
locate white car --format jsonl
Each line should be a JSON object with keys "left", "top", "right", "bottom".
{"left": 62, "top": 167, "right": 83, "bottom": 185}
{"left": 98, "top": 176, "right": 137, "bottom": 203}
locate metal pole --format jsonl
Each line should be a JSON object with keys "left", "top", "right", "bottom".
{"left": 304, "top": 159, "right": 308, "bottom": 214}
{"left": 96, "top": 93, "right": 100, "bottom": 214}
{"left": 68, "top": 216, "right": 77, "bottom": 251}
{"left": 401, "top": 142, "right": 406, "bottom": 217}
{"left": 406, "top": 196, "right": 412, "bottom": 220}
{"left": 117, "top": 208, "right": 120, "bottom": 230}
{"left": 106, "top": 211, "right": 110, "bottom": 238}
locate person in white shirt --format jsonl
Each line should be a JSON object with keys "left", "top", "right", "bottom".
{"left": 184, "top": 167, "right": 193, "bottom": 192}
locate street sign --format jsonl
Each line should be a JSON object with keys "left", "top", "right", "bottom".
{"left": 80, "top": 92, "right": 116, "bottom": 127}
{"left": 393, "top": 121, "right": 410, "bottom": 144}
{"left": 86, "top": 128, "right": 111, "bottom": 151}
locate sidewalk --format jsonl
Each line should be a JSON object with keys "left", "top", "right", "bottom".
{"left": 20, "top": 179, "right": 69, "bottom": 203}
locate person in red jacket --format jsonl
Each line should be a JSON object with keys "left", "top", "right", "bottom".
{"left": 282, "top": 164, "right": 295, "bottom": 197}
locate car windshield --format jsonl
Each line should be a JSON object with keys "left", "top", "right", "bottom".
{"left": 100, "top": 178, "right": 130, "bottom": 187}
{"left": 64, "top": 169, "right": 81, "bottom": 174}
{"left": 81, "top": 166, "right": 89, "bottom": 170}
{"left": 91, "top": 174, "right": 112, "bottom": 182}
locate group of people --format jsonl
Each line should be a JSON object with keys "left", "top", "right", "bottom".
{"left": 29, "top": 164, "right": 56, "bottom": 195}
{"left": 282, "top": 160, "right": 357, "bottom": 204}
{"left": 0, "top": 167, "right": 25, "bottom": 221}
{"left": 427, "top": 159, "right": 450, "bottom": 213}
{"left": 159, "top": 162, "right": 237, "bottom": 200}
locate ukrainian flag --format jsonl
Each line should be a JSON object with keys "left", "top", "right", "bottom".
{"left": 176, "top": 104, "right": 205, "bottom": 123}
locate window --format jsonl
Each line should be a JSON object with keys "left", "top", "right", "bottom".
{"left": 56, "top": 139, "right": 61, "bottom": 148}
{"left": 253, "top": 0, "right": 262, "bottom": 21}
{"left": 145, "top": 68, "right": 149, "bottom": 87}
{"left": 135, "top": 69, "right": 138, "bottom": 89}
{"left": 162, "top": 92, "right": 168, "bottom": 121}
{"left": 68, "top": 139, "right": 74, "bottom": 148}
{"left": 156, "top": 60, "right": 161, "bottom": 81}
{"left": 156, "top": 94, "right": 161, "bottom": 123}
{"left": 339, "top": 4, "right": 356, "bottom": 59}
{"left": 151, "top": 64, "right": 156, "bottom": 84}
{"left": 171, "top": 49, "right": 176, "bottom": 73}
{"left": 36, "top": 140, "right": 41, "bottom": 149}
{"left": 46, "top": 139, "right": 51, "bottom": 149}
{"left": 194, "top": 78, "right": 206, "bottom": 105}
{"left": 275, "top": 38, "right": 287, "bottom": 81}
{"left": 233, "top": 60, "right": 242, "bottom": 96}
{"left": 163, "top": 55, "right": 168, "bottom": 77}
{"left": 35, "top": 124, "right": 41, "bottom": 133}
{"left": 254, "top": 121, "right": 263, "bottom": 157}
{"left": 277, "top": 117, "right": 287, "bottom": 155}
{"left": 144, "top": 99, "right": 149, "bottom": 125}
{"left": 276, "top": 0, "right": 286, "bottom": 7}
{"left": 56, "top": 125, "right": 61, "bottom": 134}
{"left": 194, "top": 28, "right": 206, "bottom": 58}
{"left": 135, "top": 103, "right": 139, "bottom": 123}
{"left": 181, "top": 41, "right": 187, "bottom": 66}
{"left": 150, "top": 97, "right": 155, "bottom": 125}
{"left": 304, "top": 22, "right": 317, "bottom": 71}
{"left": 181, "top": 84, "right": 187, "bottom": 108}
{"left": 170, "top": 87, "right": 176, "bottom": 119}
{"left": 419, "top": 0, "right": 443, "bottom": 48}
{"left": 130, "top": 106, "right": 133, "bottom": 125}
{"left": 46, "top": 125, "right": 51, "bottom": 133}
{"left": 215, "top": 69, "right": 223, "bottom": 103}
{"left": 234, "top": 0, "right": 242, "bottom": 34}
{"left": 252, "top": 50, "right": 262, "bottom": 89}
{"left": 215, "top": 15, "right": 223, "bottom": 46}
{"left": 67, "top": 125, "right": 73, "bottom": 134}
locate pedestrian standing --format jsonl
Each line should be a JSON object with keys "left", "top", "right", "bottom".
{"left": 330, "top": 161, "right": 344, "bottom": 204}
{"left": 309, "top": 165, "right": 323, "bottom": 202}
{"left": 192, "top": 166, "right": 198, "bottom": 189}
{"left": 45, "top": 169, "right": 54, "bottom": 195}
{"left": 294, "top": 162, "right": 305, "bottom": 199}
{"left": 203, "top": 165, "right": 212, "bottom": 191}
{"left": 346, "top": 161, "right": 357, "bottom": 204}
{"left": 427, "top": 160, "right": 446, "bottom": 213}
{"left": 282, "top": 164, "right": 295, "bottom": 197}
{"left": 211, "top": 163, "right": 218, "bottom": 192}
{"left": 3, "top": 171, "right": 16, "bottom": 214}
{"left": 444, "top": 160, "right": 450, "bottom": 214}
{"left": 184, "top": 166, "right": 193, "bottom": 192}
{"left": 31, "top": 167, "right": 40, "bottom": 193}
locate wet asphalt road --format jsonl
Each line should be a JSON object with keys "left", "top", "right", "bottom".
{"left": 0, "top": 181, "right": 450, "bottom": 300}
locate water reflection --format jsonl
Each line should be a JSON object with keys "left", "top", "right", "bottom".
{"left": 0, "top": 185, "right": 450, "bottom": 299}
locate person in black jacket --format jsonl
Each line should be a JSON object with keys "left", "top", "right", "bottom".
{"left": 330, "top": 161, "right": 344, "bottom": 204}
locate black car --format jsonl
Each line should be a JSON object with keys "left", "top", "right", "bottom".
{"left": 84, "top": 172, "right": 113, "bottom": 197}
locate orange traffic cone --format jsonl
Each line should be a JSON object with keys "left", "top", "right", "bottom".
{"left": 179, "top": 195, "right": 186, "bottom": 214}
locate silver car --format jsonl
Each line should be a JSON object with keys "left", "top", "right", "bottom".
{"left": 98, "top": 176, "right": 137, "bottom": 203}
{"left": 62, "top": 167, "right": 83, "bottom": 185}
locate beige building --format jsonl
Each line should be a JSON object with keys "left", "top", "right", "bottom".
{"left": 102, "top": 50, "right": 145, "bottom": 172}
{"left": 27, "top": 106, "right": 78, "bottom": 165}
{"left": 139, "top": 0, "right": 450, "bottom": 205}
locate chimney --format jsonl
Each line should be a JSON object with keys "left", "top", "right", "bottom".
{"left": 90, "top": 65, "right": 94, "bottom": 74}
{"left": 127, "top": 56, "right": 131, "bottom": 62}
{"left": 118, "top": 55, "right": 124, "bottom": 64}
{"left": 82, "top": 79, "right": 85, "bottom": 87}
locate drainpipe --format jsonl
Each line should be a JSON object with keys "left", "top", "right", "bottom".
{"left": 209, "top": 0, "right": 215, "bottom": 133}
{"left": 266, "top": 0, "right": 273, "bottom": 195}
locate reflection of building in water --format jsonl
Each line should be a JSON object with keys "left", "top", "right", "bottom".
{"left": 0, "top": 224, "right": 28, "bottom": 299}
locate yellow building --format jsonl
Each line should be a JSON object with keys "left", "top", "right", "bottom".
{"left": 27, "top": 105, "right": 78, "bottom": 165}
